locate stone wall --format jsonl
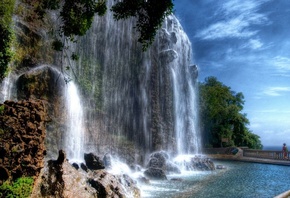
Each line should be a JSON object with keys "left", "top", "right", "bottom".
{"left": 0, "top": 100, "right": 47, "bottom": 184}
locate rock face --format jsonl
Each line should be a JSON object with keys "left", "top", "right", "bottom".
{"left": 16, "top": 65, "right": 67, "bottom": 159}
{"left": 146, "top": 151, "right": 181, "bottom": 175}
{"left": 31, "top": 151, "right": 141, "bottom": 198}
{"left": 0, "top": 100, "right": 47, "bottom": 184}
{"left": 144, "top": 168, "right": 167, "bottom": 180}
{"left": 175, "top": 155, "right": 216, "bottom": 171}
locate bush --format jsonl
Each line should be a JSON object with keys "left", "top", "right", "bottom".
{"left": 0, "top": 177, "right": 34, "bottom": 198}
{"left": 0, "top": 0, "right": 15, "bottom": 80}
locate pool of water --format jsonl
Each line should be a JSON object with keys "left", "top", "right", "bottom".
{"left": 140, "top": 160, "right": 290, "bottom": 198}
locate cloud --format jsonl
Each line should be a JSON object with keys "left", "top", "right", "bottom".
{"left": 271, "top": 56, "right": 290, "bottom": 73}
{"left": 195, "top": 0, "right": 270, "bottom": 40}
{"left": 241, "top": 39, "right": 263, "bottom": 50}
{"left": 262, "top": 87, "right": 290, "bottom": 96}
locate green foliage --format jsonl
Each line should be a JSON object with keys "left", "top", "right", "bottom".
{"left": 52, "top": 39, "right": 64, "bottom": 51}
{"left": 41, "top": 0, "right": 60, "bottom": 10}
{"left": 0, "top": 128, "right": 4, "bottom": 135}
{"left": 0, "top": 0, "right": 15, "bottom": 80}
{"left": 0, "top": 105, "right": 4, "bottom": 114}
{"left": 0, "top": 177, "right": 34, "bottom": 198}
{"left": 111, "top": 0, "right": 174, "bottom": 50}
{"left": 78, "top": 59, "right": 103, "bottom": 111}
{"left": 199, "top": 76, "right": 262, "bottom": 149}
{"left": 71, "top": 53, "right": 79, "bottom": 61}
{"left": 60, "top": 0, "right": 107, "bottom": 37}
{"left": 94, "top": 0, "right": 107, "bottom": 16}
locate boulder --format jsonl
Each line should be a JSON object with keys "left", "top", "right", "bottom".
{"left": 146, "top": 151, "right": 181, "bottom": 175}
{"left": 144, "top": 168, "right": 167, "bottom": 180}
{"left": 103, "top": 153, "right": 112, "bottom": 169}
{"left": 183, "top": 156, "right": 215, "bottom": 171}
{"left": 31, "top": 150, "right": 141, "bottom": 198}
{"left": 88, "top": 171, "right": 140, "bottom": 198}
{"left": 84, "top": 153, "right": 105, "bottom": 170}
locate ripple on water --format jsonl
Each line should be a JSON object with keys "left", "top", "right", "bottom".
{"left": 140, "top": 160, "right": 290, "bottom": 198}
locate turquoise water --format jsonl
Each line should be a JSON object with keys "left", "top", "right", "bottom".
{"left": 141, "top": 160, "right": 290, "bottom": 198}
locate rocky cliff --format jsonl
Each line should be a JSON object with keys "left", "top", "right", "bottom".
{"left": 1, "top": 0, "right": 198, "bottom": 168}
{"left": 0, "top": 100, "right": 47, "bottom": 184}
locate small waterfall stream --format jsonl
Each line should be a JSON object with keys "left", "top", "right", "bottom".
{"left": 65, "top": 81, "right": 84, "bottom": 162}
{"left": 0, "top": 72, "right": 16, "bottom": 102}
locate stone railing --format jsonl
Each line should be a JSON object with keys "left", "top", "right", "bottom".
{"left": 243, "top": 149, "right": 289, "bottom": 160}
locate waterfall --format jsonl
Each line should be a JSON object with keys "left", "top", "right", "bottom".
{"left": 66, "top": 2, "right": 201, "bottom": 158}
{"left": 65, "top": 81, "right": 84, "bottom": 162}
{"left": 0, "top": 72, "right": 16, "bottom": 102}
{"left": 162, "top": 15, "right": 200, "bottom": 155}
{"left": 171, "top": 68, "right": 186, "bottom": 154}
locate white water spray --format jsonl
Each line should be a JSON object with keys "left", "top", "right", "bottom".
{"left": 0, "top": 72, "right": 14, "bottom": 102}
{"left": 165, "top": 15, "right": 200, "bottom": 155}
{"left": 65, "top": 81, "right": 84, "bottom": 162}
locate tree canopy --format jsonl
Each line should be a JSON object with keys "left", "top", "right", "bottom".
{"left": 111, "top": 0, "right": 173, "bottom": 50}
{"left": 0, "top": 0, "right": 15, "bottom": 80}
{"left": 199, "top": 76, "right": 262, "bottom": 149}
{"left": 42, "top": 0, "right": 173, "bottom": 50}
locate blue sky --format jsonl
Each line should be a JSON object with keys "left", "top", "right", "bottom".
{"left": 174, "top": 0, "right": 290, "bottom": 147}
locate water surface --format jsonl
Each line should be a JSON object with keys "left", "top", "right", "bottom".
{"left": 141, "top": 160, "right": 290, "bottom": 198}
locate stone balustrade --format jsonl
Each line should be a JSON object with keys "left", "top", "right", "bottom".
{"left": 242, "top": 149, "right": 289, "bottom": 160}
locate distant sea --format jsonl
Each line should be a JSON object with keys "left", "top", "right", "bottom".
{"left": 263, "top": 145, "right": 283, "bottom": 151}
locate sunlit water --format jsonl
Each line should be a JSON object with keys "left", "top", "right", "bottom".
{"left": 141, "top": 160, "right": 290, "bottom": 198}
{"left": 65, "top": 82, "right": 84, "bottom": 162}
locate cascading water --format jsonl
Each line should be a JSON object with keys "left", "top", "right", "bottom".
{"left": 0, "top": 72, "right": 16, "bottom": 102}
{"left": 66, "top": 0, "right": 201, "bottom": 160}
{"left": 162, "top": 15, "right": 200, "bottom": 155}
{"left": 64, "top": 81, "right": 84, "bottom": 162}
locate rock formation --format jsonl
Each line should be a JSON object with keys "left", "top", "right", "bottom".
{"left": 0, "top": 100, "right": 47, "bottom": 184}
{"left": 31, "top": 151, "right": 141, "bottom": 198}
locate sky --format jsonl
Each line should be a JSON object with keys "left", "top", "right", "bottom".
{"left": 174, "top": 0, "right": 290, "bottom": 147}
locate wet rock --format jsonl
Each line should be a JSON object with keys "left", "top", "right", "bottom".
{"left": 103, "top": 153, "right": 112, "bottom": 169}
{"left": 72, "top": 163, "right": 79, "bottom": 170}
{"left": 31, "top": 151, "right": 98, "bottom": 198}
{"left": 137, "top": 176, "right": 150, "bottom": 184}
{"left": 147, "top": 151, "right": 169, "bottom": 169}
{"left": 189, "top": 64, "right": 198, "bottom": 80}
{"left": 84, "top": 153, "right": 105, "bottom": 170}
{"left": 32, "top": 151, "right": 141, "bottom": 198}
{"left": 81, "top": 163, "right": 88, "bottom": 172}
{"left": 170, "top": 178, "right": 183, "bottom": 182}
{"left": 130, "top": 164, "right": 142, "bottom": 172}
{"left": 181, "top": 156, "right": 216, "bottom": 171}
{"left": 89, "top": 170, "right": 141, "bottom": 198}
{"left": 146, "top": 151, "right": 181, "bottom": 174}
{"left": 57, "top": 150, "right": 66, "bottom": 164}
{"left": 165, "top": 161, "right": 181, "bottom": 174}
{"left": 144, "top": 168, "right": 167, "bottom": 180}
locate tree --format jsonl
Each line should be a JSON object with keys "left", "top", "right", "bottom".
{"left": 199, "top": 76, "right": 262, "bottom": 149}
{"left": 0, "top": 0, "right": 15, "bottom": 80}
{"left": 111, "top": 0, "right": 173, "bottom": 50}
{"left": 40, "top": 0, "right": 173, "bottom": 49}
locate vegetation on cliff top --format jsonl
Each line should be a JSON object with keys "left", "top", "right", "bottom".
{"left": 0, "top": 0, "right": 15, "bottom": 80}
{"left": 199, "top": 76, "right": 262, "bottom": 149}
{"left": 111, "top": 0, "right": 174, "bottom": 50}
